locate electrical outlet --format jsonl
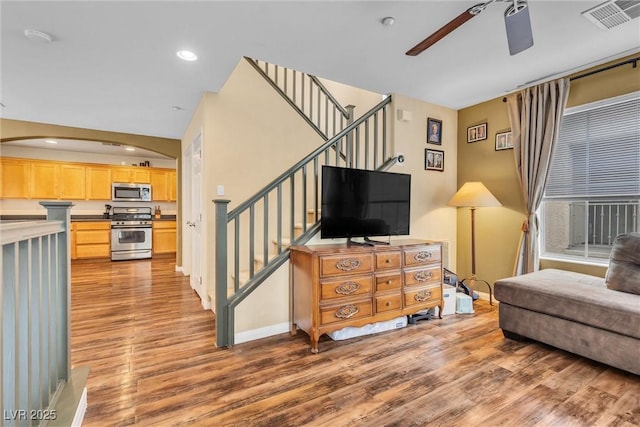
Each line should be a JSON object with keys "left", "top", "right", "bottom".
{"left": 217, "top": 185, "right": 224, "bottom": 196}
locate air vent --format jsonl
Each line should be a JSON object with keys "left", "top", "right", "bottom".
{"left": 582, "top": 0, "right": 640, "bottom": 29}
{"left": 101, "top": 142, "right": 122, "bottom": 147}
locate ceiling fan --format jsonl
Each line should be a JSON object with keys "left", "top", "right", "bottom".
{"left": 406, "top": 0, "right": 534, "bottom": 56}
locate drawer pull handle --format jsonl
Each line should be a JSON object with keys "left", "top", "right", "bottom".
{"left": 387, "top": 280, "right": 393, "bottom": 285}
{"left": 414, "top": 251, "right": 432, "bottom": 262}
{"left": 414, "top": 290, "right": 432, "bottom": 302}
{"left": 386, "top": 301, "right": 391, "bottom": 306}
{"left": 335, "top": 282, "right": 360, "bottom": 295}
{"left": 385, "top": 259, "right": 392, "bottom": 263}
{"left": 414, "top": 271, "right": 433, "bottom": 282}
{"left": 335, "top": 304, "right": 360, "bottom": 319}
{"left": 336, "top": 258, "right": 361, "bottom": 272}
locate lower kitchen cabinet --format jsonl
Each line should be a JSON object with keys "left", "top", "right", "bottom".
{"left": 73, "top": 221, "right": 111, "bottom": 259}
{"left": 153, "top": 221, "right": 176, "bottom": 254}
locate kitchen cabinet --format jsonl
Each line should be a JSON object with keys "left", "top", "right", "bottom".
{"left": 86, "top": 166, "right": 112, "bottom": 200}
{"left": 1, "top": 157, "right": 175, "bottom": 201}
{"left": 0, "top": 158, "right": 30, "bottom": 199}
{"left": 60, "top": 164, "right": 86, "bottom": 199}
{"left": 112, "top": 166, "right": 151, "bottom": 184}
{"left": 152, "top": 221, "right": 176, "bottom": 254}
{"left": 150, "top": 169, "right": 177, "bottom": 202}
{"left": 30, "top": 161, "right": 59, "bottom": 199}
{"left": 168, "top": 170, "right": 177, "bottom": 201}
{"left": 73, "top": 221, "right": 111, "bottom": 259}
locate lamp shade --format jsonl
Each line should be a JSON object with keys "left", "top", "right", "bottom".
{"left": 447, "top": 182, "right": 502, "bottom": 208}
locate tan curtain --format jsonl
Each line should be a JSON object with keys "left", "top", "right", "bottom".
{"left": 507, "top": 78, "right": 570, "bottom": 275}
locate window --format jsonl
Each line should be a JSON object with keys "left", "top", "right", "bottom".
{"left": 542, "top": 92, "right": 640, "bottom": 262}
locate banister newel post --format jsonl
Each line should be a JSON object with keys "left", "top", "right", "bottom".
{"left": 39, "top": 201, "right": 74, "bottom": 379}
{"left": 214, "top": 199, "right": 231, "bottom": 348}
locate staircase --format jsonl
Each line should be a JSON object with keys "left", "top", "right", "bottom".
{"left": 213, "top": 60, "right": 396, "bottom": 348}
{"left": 245, "top": 57, "right": 353, "bottom": 141}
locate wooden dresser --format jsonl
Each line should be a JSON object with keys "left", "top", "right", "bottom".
{"left": 290, "top": 240, "right": 443, "bottom": 353}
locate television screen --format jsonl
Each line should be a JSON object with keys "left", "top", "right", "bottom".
{"left": 321, "top": 166, "right": 411, "bottom": 240}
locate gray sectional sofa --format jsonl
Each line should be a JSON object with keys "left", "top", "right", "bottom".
{"left": 495, "top": 233, "right": 640, "bottom": 375}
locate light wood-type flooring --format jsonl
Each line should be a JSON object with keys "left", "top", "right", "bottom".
{"left": 71, "top": 257, "right": 640, "bottom": 426}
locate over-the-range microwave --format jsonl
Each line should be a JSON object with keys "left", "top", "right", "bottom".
{"left": 112, "top": 183, "right": 152, "bottom": 202}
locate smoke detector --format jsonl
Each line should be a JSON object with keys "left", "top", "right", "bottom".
{"left": 582, "top": 0, "right": 640, "bottom": 30}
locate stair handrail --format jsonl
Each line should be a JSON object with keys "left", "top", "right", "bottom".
{"left": 215, "top": 95, "right": 393, "bottom": 348}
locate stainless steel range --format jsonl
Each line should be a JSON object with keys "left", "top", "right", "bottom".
{"left": 111, "top": 207, "right": 153, "bottom": 260}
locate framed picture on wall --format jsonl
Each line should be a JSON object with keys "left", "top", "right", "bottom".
{"left": 427, "top": 117, "right": 442, "bottom": 145}
{"left": 467, "top": 122, "right": 487, "bottom": 143}
{"left": 425, "top": 148, "right": 444, "bottom": 171}
{"left": 495, "top": 130, "right": 513, "bottom": 150}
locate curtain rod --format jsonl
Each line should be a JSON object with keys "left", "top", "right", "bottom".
{"left": 503, "top": 56, "right": 639, "bottom": 102}
{"left": 570, "top": 56, "right": 639, "bottom": 81}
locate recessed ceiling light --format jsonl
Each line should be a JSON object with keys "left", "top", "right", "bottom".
{"left": 176, "top": 50, "right": 198, "bottom": 61}
{"left": 125, "top": 147, "right": 136, "bottom": 152}
{"left": 24, "top": 29, "right": 53, "bottom": 43}
{"left": 45, "top": 139, "right": 57, "bottom": 144}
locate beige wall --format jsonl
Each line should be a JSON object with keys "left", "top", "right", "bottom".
{"left": 389, "top": 93, "right": 459, "bottom": 269}
{"left": 183, "top": 58, "right": 333, "bottom": 333}
{"left": 457, "top": 53, "right": 640, "bottom": 284}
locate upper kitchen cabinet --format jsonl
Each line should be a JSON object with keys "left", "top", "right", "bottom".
{"left": 0, "top": 158, "right": 30, "bottom": 198}
{"left": 112, "top": 166, "right": 151, "bottom": 184}
{"left": 60, "top": 164, "right": 86, "bottom": 199}
{"left": 86, "top": 166, "right": 112, "bottom": 200}
{"left": 30, "top": 161, "right": 59, "bottom": 199}
{"left": 150, "top": 169, "right": 177, "bottom": 202}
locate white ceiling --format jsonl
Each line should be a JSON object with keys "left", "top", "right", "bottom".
{"left": 1, "top": 0, "right": 639, "bottom": 142}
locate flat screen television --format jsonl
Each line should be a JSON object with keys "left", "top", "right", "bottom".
{"left": 321, "top": 165, "right": 411, "bottom": 243}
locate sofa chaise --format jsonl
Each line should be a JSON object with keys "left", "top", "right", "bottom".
{"left": 494, "top": 233, "right": 640, "bottom": 375}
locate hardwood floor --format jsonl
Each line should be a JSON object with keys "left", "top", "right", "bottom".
{"left": 71, "top": 257, "right": 640, "bottom": 426}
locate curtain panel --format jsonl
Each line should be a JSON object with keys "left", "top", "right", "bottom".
{"left": 507, "top": 78, "right": 570, "bottom": 275}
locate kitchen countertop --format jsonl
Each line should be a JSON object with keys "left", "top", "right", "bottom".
{"left": 1, "top": 215, "right": 177, "bottom": 222}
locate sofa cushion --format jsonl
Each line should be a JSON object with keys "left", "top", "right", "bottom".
{"left": 495, "top": 269, "right": 640, "bottom": 339}
{"left": 605, "top": 232, "right": 640, "bottom": 295}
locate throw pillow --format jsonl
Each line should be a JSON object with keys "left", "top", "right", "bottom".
{"left": 605, "top": 232, "right": 640, "bottom": 295}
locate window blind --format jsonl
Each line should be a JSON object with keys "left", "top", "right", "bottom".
{"left": 545, "top": 96, "right": 640, "bottom": 199}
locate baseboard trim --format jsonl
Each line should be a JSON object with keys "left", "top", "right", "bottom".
{"left": 235, "top": 322, "right": 290, "bottom": 345}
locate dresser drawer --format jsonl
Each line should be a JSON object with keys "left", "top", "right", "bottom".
{"left": 320, "top": 275, "right": 372, "bottom": 301}
{"left": 375, "top": 272, "right": 402, "bottom": 292}
{"left": 375, "top": 294, "right": 402, "bottom": 313}
{"left": 319, "top": 253, "right": 373, "bottom": 277}
{"left": 404, "top": 245, "right": 441, "bottom": 267}
{"left": 404, "top": 265, "right": 442, "bottom": 287}
{"left": 404, "top": 285, "right": 442, "bottom": 308}
{"left": 375, "top": 251, "right": 402, "bottom": 270}
{"left": 320, "top": 300, "right": 372, "bottom": 325}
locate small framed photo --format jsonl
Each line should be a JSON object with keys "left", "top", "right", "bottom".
{"left": 425, "top": 148, "right": 444, "bottom": 171}
{"left": 467, "top": 123, "right": 487, "bottom": 143}
{"left": 427, "top": 117, "right": 442, "bottom": 145}
{"left": 495, "top": 130, "right": 513, "bottom": 151}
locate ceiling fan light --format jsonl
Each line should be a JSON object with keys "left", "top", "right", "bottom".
{"left": 504, "top": 1, "right": 534, "bottom": 55}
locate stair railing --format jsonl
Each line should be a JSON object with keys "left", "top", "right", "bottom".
{"left": 1, "top": 202, "right": 88, "bottom": 426}
{"left": 245, "top": 57, "right": 352, "bottom": 141}
{"left": 214, "top": 95, "right": 396, "bottom": 348}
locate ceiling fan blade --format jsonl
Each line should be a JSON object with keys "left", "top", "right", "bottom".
{"left": 405, "top": 7, "right": 478, "bottom": 56}
{"left": 504, "top": 0, "right": 534, "bottom": 55}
